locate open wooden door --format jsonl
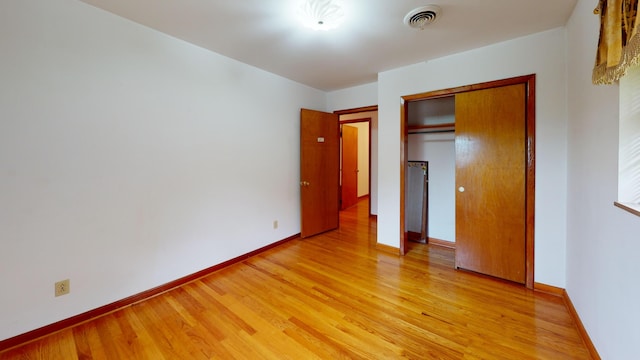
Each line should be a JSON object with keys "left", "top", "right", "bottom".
{"left": 341, "top": 124, "right": 358, "bottom": 209}
{"left": 300, "top": 108, "right": 340, "bottom": 238}
{"left": 455, "top": 84, "right": 527, "bottom": 284}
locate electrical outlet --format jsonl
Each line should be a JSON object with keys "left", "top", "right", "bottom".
{"left": 55, "top": 279, "right": 70, "bottom": 297}
{"left": 273, "top": 220, "right": 278, "bottom": 229}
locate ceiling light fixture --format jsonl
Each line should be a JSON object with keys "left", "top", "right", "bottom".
{"left": 298, "top": 0, "right": 345, "bottom": 31}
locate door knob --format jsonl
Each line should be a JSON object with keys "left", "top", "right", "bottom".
{"left": 300, "top": 181, "right": 310, "bottom": 187}
{"left": 458, "top": 186, "right": 465, "bottom": 192}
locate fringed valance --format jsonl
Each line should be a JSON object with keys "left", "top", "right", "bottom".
{"left": 593, "top": 0, "right": 640, "bottom": 84}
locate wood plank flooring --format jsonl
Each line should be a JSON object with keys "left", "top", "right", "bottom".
{"left": 0, "top": 199, "right": 591, "bottom": 359}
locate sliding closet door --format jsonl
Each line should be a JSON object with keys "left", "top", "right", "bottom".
{"left": 454, "top": 84, "right": 526, "bottom": 284}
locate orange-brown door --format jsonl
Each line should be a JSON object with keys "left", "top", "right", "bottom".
{"left": 455, "top": 84, "right": 526, "bottom": 284}
{"left": 300, "top": 108, "right": 339, "bottom": 238}
{"left": 341, "top": 124, "right": 358, "bottom": 209}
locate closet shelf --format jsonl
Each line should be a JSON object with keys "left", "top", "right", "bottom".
{"left": 408, "top": 122, "right": 455, "bottom": 134}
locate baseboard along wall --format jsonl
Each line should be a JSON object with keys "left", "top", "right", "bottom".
{"left": 0, "top": 234, "right": 300, "bottom": 352}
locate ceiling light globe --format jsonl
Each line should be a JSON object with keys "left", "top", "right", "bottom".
{"left": 298, "top": 0, "right": 345, "bottom": 31}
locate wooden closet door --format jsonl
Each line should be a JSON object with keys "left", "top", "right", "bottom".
{"left": 455, "top": 84, "right": 526, "bottom": 284}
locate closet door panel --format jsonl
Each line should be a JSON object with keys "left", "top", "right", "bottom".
{"left": 455, "top": 84, "right": 526, "bottom": 284}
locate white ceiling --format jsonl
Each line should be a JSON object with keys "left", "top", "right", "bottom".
{"left": 80, "top": 0, "right": 578, "bottom": 91}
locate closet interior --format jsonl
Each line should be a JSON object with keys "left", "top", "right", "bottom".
{"left": 405, "top": 96, "right": 456, "bottom": 245}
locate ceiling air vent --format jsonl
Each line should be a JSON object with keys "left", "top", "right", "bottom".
{"left": 404, "top": 5, "right": 442, "bottom": 30}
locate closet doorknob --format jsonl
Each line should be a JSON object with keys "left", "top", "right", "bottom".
{"left": 458, "top": 186, "right": 465, "bottom": 193}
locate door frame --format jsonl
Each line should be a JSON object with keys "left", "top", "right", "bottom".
{"left": 335, "top": 105, "right": 377, "bottom": 216}
{"left": 399, "top": 75, "right": 536, "bottom": 289}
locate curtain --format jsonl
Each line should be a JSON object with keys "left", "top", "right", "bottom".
{"left": 593, "top": 0, "right": 640, "bottom": 84}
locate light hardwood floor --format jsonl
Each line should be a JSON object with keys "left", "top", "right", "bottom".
{"left": 0, "top": 199, "right": 591, "bottom": 359}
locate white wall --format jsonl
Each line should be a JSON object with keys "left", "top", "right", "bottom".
{"left": 566, "top": 1, "right": 640, "bottom": 358}
{"left": 327, "top": 82, "right": 378, "bottom": 111}
{"left": 0, "top": 0, "right": 325, "bottom": 341}
{"left": 378, "top": 28, "right": 569, "bottom": 287}
{"left": 329, "top": 85, "right": 379, "bottom": 214}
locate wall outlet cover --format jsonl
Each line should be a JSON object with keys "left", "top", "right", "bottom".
{"left": 55, "top": 279, "right": 70, "bottom": 297}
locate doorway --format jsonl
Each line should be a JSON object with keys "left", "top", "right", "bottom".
{"left": 300, "top": 106, "right": 377, "bottom": 238}
{"left": 336, "top": 106, "right": 378, "bottom": 217}
{"left": 406, "top": 96, "right": 456, "bottom": 248}
{"left": 340, "top": 120, "right": 370, "bottom": 210}
{"left": 399, "top": 75, "right": 536, "bottom": 288}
